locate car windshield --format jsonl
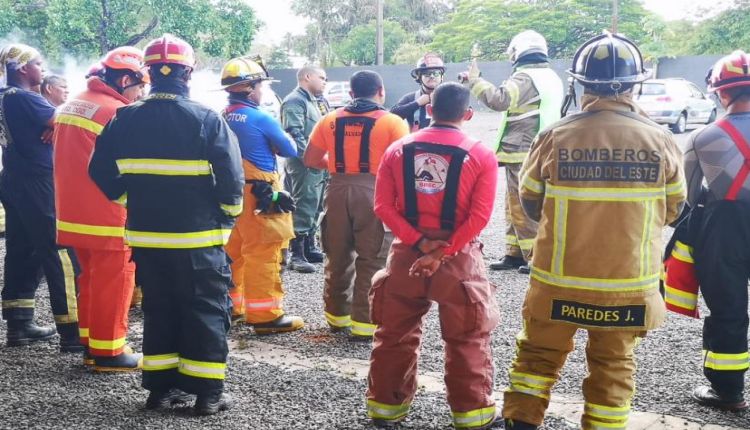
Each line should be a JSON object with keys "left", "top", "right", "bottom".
{"left": 640, "top": 83, "right": 666, "bottom": 95}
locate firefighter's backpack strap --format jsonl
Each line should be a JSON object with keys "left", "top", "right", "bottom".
{"left": 334, "top": 109, "right": 388, "bottom": 174}
{"left": 716, "top": 118, "right": 750, "bottom": 201}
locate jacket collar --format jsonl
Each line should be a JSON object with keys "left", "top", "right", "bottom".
{"left": 87, "top": 77, "right": 130, "bottom": 104}
{"left": 295, "top": 86, "right": 315, "bottom": 102}
{"left": 227, "top": 94, "right": 258, "bottom": 109}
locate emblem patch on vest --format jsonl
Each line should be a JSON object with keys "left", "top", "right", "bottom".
{"left": 414, "top": 153, "right": 448, "bottom": 194}
{"left": 550, "top": 299, "right": 646, "bottom": 327}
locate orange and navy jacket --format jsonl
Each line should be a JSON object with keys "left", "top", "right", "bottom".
{"left": 53, "top": 77, "right": 131, "bottom": 250}
{"left": 374, "top": 125, "right": 498, "bottom": 255}
{"left": 307, "top": 100, "right": 408, "bottom": 175}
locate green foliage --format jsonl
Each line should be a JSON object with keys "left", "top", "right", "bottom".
{"left": 267, "top": 46, "right": 293, "bottom": 70}
{"left": 392, "top": 42, "right": 430, "bottom": 65}
{"left": 334, "top": 20, "right": 409, "bottom": 65}
{"left": 0, "top": 0, "right": 257, "bottom": 65}
{"left": 430, "top": 0, "right": 651, "bottom": 61}
{"left": 687, "top": 5, "right": 750, "bottom": 55}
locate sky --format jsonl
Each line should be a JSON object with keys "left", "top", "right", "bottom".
{"left": 248, "top": 0, "right": 734, "bottom": 46}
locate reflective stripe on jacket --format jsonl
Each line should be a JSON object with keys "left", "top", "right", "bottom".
{"left": 519, "top": 94, "right": 686, "bottom": 330}
{"left": 54, "top": 77, "right": 130, "bottom": 249}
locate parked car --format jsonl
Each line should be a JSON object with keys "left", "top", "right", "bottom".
{"left": 324, "top": 81, "right": 352, "bottom": 108}
{"left": 634, "top": 78, "right": 717, "bottom": 133}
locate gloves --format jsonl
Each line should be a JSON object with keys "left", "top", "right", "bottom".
{"left": 250, "top": 181, "right": 296, "bottom": 214}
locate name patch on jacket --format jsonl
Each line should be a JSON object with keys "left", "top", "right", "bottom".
{"left": 557, "top": 148, "right": 660, "bottom": 182}
{"left": 61, "top": 100, "right": 100, "bottom": 119}
{"left": 550, "top": 299, "right": 646, "bottom": 327}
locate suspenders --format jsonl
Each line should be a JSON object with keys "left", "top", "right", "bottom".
{"left": 402, "top": 137, "right": 477, "bottom": 230}
{"left": 333, "top": 109, "right": 388, "bottom": 174}
{"left": 716, "top": 118, "right": 750, "bottom": 201}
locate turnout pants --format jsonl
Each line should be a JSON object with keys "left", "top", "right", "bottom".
{"left": 285, "top": 156, "right": 326, "bottom": 235}
{"left": 694, "top": 200, "right": 750, "bottom": 399}
{"left": 76, "top": 248, "right": 135, "bottom": 356}
{"left": 367, "top": 239, "right": 499, "bottom": 428}
{"left": 503, "top": 311, "right": 642, "bottom": 429}
{"left": 504, "top": 163, "right": 537, "bottom": 261}
{"left": 321, "top": 174, "right": 391, "bottom": 336}
{"left": 0, "top": 172, "right": 78, "bottom": 334}
{"left": 134, "top": 247, "right": 232, "bottom": 396}
{"left": 226, "top": 162, "right": 294, "bottom": 324}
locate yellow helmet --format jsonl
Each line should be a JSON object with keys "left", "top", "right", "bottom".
{"left": 220, "top": 56, "right": 272, "bottom": 91}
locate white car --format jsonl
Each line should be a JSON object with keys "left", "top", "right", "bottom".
{"left": 635, "top": 78, "right": 717, "bottom": 134}
{"left": 324, "top": 81, "right": 352, "bottom": 108}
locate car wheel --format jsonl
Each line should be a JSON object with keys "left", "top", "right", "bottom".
{"left": 707, "top": 109, "right": 717, "bottom": 124}
{"left": 671, "top": 112, "right": 687, "bottom": 134}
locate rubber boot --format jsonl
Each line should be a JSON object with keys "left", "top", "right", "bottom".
{"left": 289, "top": 236, "right": 315, "bottom": 273}
{"left": 252, "top": 315, "right": 305, "bottom": 334}
{"left": 58, "top": 322, "right": 84, "bottom": 353}
{"left": 488, "top": 255, "right": 524, "bottom": 271}
{"left": 93, "top": 351, "right": 143, "bottom": 372}
{"left": 146, "top": 388, "right": 194, "bottom": 410}
{"left": 195, "top": 391, "right": 233, "bottom": 416}
{"left": 6, "top": 320, "right": 56, "bottom": 346}
{"left": 303, "top": 233, "right": 325, "bottom": 263}
{"left": 518, "top": 264, "right": 530, "bottom": 275}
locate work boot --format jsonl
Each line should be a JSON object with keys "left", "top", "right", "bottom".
{"left": 692, "top": 385, "right": 748, "bottom": 412}
{"left": 504, "top": 418, "right": 538, "bottom": 429}
{"left": 57, "top": 322, "right": 84, "bottom": 353}
{"left": 93, "top": 351, "right": 143, "bottom": 372}
{"left": 6, "top": 320, "right": 56, "bottom": 346}
{"left": 289, "top": 236, "right": 315, "bottom": 273}
{"left": 372, "top": 416, "right": 404, "bottom": 428}
{"left": 83, "top": 350, "right": 94, "bottom": 366}
{"left": 489, "top": 255, "right": 525, "bottom": 271}
{"left": 252, "top": 315, "right": 304, "bottom": 334}
{"left": 145, "top": 388, "right": 194, "bottom": 410}
{"left": 194, "top": 391, "right": 233, "bottom": 416}
{"left": 518, "top": 264, "right": 530, "bottom": 275}
{"left": 303, "top": 234, "right": 325, "bottom": 263}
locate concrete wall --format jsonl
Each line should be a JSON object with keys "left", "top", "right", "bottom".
{"left": 269, "top": 56, "right": 720, "bottom": 109}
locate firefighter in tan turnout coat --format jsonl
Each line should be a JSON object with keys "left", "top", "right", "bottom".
{"left": 501, "top": 32, "right": 686, "bottom": 430}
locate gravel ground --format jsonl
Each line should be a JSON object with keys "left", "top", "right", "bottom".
{"left": 0, "top": 114, "right": 747, "bottom": 429}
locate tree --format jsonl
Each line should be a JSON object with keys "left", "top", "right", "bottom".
{"left": 687, "top": 4, "right": 750, "bottom": 55}
{"left": 267, "top": 45, "right": 293, "bottom": 70}
{"left": 0, "top": 0, "right": 258, "bottom": 63}
{"left": 334, "top": 20, "right": 409, "bottom": 65}
{"left": 392, "top": 42, "right": 429, "bottom": 65}
{"left": 430, "top": 0, "right": 653, "bottom": 61}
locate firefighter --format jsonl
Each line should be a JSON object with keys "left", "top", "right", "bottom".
{"left": 303, "top": 70, "right": 408, "bottom": 339}
{"left": 685, "top": 51, "right": 750, "bottom": 412}
{"left": 53, "top": 46, "right": 148, "bottom": 370}
{"left": 459, "top": 30, "right": 563, "bottom": 274}
{"left": 0, "top": 43, "right": 80, "bottom": 352}
{"left": 220, "top": 56, "right": 304, "bottom": 333}
{"left": 391, "top": 53, "right": 445, "bottom": 131}
{"left": 281, "top": 66, "right": 328, "bottom": 273}
{"left": 501, "top": 32, "right": 685, "bottom": 430}
{"left": 366, "top": 82, "right": 499, "bottom": 429}
{"left": 89, "top": 34, "right": 243, "bottom": 414}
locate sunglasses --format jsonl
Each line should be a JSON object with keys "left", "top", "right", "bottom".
{"left": 422, "top": 70, "right": 444, "bottom": 78}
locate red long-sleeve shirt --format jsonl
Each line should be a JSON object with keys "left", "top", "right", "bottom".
{"left": 374, "top": 125, "right": 498, "bottom": 255}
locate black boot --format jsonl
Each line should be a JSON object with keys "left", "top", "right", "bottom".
{"left": 145, "top": 388, "right": 193, "bottom": 410}
{"left": 289, "top": 236, "right": 315, "bottom": 273}
{"left": 692, "top": 385, "right": 748, "bottom": 411}
{"left": 489, "top": 255, "right": 525, "bottom": 271}
{"left": 303, "top": 234, "right": 325, "bottom": 263}
{"left": 504, "top": 418, "right": 538, "bottom": 429}
{"left": 194, "top": 391, "right": 233, "bottom": 415}
{"left": 6, "top": 320, "right": 56, "bottom": 346}
{"left": 93, "top": 351, "right": 143, "bottom": 372}
{"left": 57, "top": 322, "right": 84, "bottom": 353}
{"left": 252, "top": 315, "right": 304, "bottom": 334}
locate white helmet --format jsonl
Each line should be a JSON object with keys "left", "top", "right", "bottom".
{"left": 507, "top": 30, "right": 548, "bottom": 63}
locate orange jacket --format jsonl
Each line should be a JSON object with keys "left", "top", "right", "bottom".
{"left": 53, "top": 78, "right": 130, "bottom": 249}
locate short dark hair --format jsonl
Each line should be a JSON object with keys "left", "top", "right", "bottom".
{"left": 148, "top": 63, "right": 191, "bottom": 83}
{"left": 350, "top": 70, "right": 383, "bottom": 99}
{"left": 431, "top": 82, "right": 470, "bottom": 122}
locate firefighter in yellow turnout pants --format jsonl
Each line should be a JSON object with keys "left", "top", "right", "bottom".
{"left": 221, "top": 57, "right": 304, "bottom": 333}
{"left": 501, "top": 33, "right": 686, "bottom": 430}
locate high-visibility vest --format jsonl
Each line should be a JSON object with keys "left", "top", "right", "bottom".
{"left": 664, "top": 117, "right": 750, "bottom": 317}
{"left": 494, "top": 66, "right": 563, "bottom": 164}
{"left": 54, "top": 78, "right": 130, "bottom": 250}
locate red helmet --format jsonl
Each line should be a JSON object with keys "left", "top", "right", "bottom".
{"left": 143, "top": 34, "right": 195, "bottom": 69}
{"left": 707, "top": 50, "right": 750, "bottom": 93}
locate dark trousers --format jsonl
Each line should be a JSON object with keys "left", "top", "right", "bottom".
{"left": 694, "top": 199, "right": 750, "bottom": 399}
{"left": 134, "top": 246, "right": 232, "bottom": 396}
{"left": 0, "top": 172, "right": 78, "bottom": 334}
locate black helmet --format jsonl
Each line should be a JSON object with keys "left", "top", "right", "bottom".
{"left": 568, "top": 31, "right": 650, "bottom": 93}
